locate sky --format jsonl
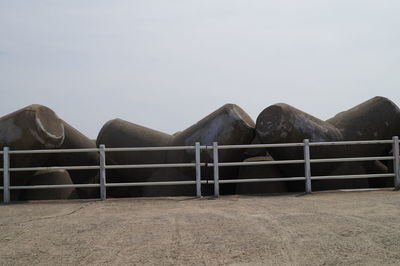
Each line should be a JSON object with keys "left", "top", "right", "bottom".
{"left": 0, "top": 0, "right": 399, "bottom": 138}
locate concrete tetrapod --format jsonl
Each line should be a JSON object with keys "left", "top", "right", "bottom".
{"left": 243, "top": 135, "right": 269, "bottom": 159}
{"left": 255, "top": 97, "right": 400, "bottom": 191}
{"left": 365, "top": 160, "right": 392, "bottom": 188}
{"left": 327, "top": 96, "right": 400, "bottom": 144}
{"left": 235, "top": 156, "right": 287, "bottom": 194}
{"left": 49, "top": 121, "right": 100, "bottom": 198}
{"left": 141, "top": 168, "right": 196, "bottom": 197}
{"left": 255, "top": 103, "right": 344, "bottom": 191}
{"left": 326, "top": 96, "right": 400, "bottom": 188}
{"left": 167, "top": 104, "right": 255, "bottom": 195}
{"left": 96, "top": 118, "right": 173, "bottom": 197}
{"left": 0, "top": 105, "right": 65, "bottom": 200}
{"left": 21, "top": 170, "right": 79, "bottom": 200}
{"left": 0, "top": 104, "right": 65, "bottom": 149}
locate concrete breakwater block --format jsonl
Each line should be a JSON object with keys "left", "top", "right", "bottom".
{"left": 115, "top": 104, "right": 254, "bottom": 196}
{"left": 21, "top": 170, "right": 79, "bottom": 200}
{"left": 327, "top": 96, "right": 400, "bottom": 146}
{"left": 0, "top": 104, "right": 65, "bottom": 170}
{"left": 255, "top": 97, "right": 400, "bottom": 191}
{"left": 326, "top": 96, "right": 400, "bottom": 156}
{"left": 44, "top": 120, "right": 100, "bottom": 198}
{"left": 141, "top": 168, "right": 196, "bottom": 197}
{"left": 0, "top": 104, "right": 65, "bottom": 200}
{"left": 1, "top": 96, "right": 399, "bottom": 199}
{"left": 326, "top": 96, "right": 400, "bottom": 188}
{"left": 0, "top": 104, "right": 65, "bottom": 150}
{"left": 235, "top": 156, "right": 287, "bottom": 194}
{"left": 255, "top": 103, "right": 344, "bottom": 191}
{"left": 0, "top": 105, "right": 100, "bottom": 200}
{"left": 167, "top": 104, "right": 255, "bottom": 195}
{"left": 96, "top": 118, "right": 173, "bottom": 197}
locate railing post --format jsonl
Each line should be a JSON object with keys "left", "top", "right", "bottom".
{"left": 213, "top": 142, "right": 220, "bottom": 197}
{"left": 99, "top": 144, "right": 107, "bottom": 200}
{"left": 393, "top": 136, "right": 400, "bottom": 190}
{"left": 195, "top": 142, "right": 202, "bottom": 197}
{"left": 303, "top": 139, "right": 312, "bottom": 193}
{"left": 3, "top": 147, "right": 10, "bottom": 203}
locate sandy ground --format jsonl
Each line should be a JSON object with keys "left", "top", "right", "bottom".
{"left": 1, "top": 190, "right": 400, "bottom": 266}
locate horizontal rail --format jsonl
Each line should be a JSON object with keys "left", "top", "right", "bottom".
{"left": 104, "top": 177, "right": 305, "bottom": 186}
{"left": 211, "top": 140, "right": 393, "bottom": 150}
{"left": 311, "top": 173, "right": 394, "bottom": 180}
{"left": 4, "top": 146, "right": 203, "bottom": 154}
{"left": 219, "top": 177, "right": 305, "bottom": 184}
{"left": 132, "top": 180, "right": 214, "bottom": 185}
{"left": 10, "top": 184, "right": 101, "bottom": 190}
{"left": 106, "top": 180, "right": 197, "bottom": 187}
{"left": 9, "top": 148, "right": 99, "bottom": 154}
{"left": 310, "top": 156, "right": 393, "bottom": 163}
{"left": 9, "top": 165, "right": 100, "bottom": 172}
{"left": 309, "top": 140, "right": 393, "bottom": 146}
{"left": 105, "top": 163, "right": 203, "bottom": 169}
{"left": 2, "top": 139, "right": 393, "bottom": 155}
{"left": 209, "top": 143, "right": 304, "bottom": 150}
{"left": 105, "top": 146, "right": 206, "bottom": 152}
{"left": 4, "top": 173, "right": 393, "bottom": 190}
{"left": 209, "top": 160, "right": 305, "bottom": 167}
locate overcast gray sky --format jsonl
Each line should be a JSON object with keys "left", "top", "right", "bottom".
{"left": 1, "top": 0, "right": 399, "bottom": 138}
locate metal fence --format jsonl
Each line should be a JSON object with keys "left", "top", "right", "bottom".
{"left": 1, "top": 137, "right": 399, "bottom": 203}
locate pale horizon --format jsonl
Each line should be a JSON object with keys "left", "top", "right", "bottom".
{"left": 1, "top": 1, "right": 399, "bottom": 138}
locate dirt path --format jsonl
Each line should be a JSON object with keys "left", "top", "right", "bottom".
{"left": 1, "top": 190, "right": 400, "bottom": 265}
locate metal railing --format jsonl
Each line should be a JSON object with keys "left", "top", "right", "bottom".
{"left": 1, "top": 137, "right": 399, "bottom": 203}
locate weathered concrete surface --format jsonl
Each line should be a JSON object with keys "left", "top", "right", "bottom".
{"left": 365, "top": 160, "right": 393, "bottom": 188}
{"left": 50, "top": 121, "right": 99, "bottom": 198}
{"left": 326, "top": 96, "right": 400, "bottom": 160}
{"left": 235, "top": 156, "right": 287, "bottom": 194}
{"left": 0, "top": 105, "right": 65, "bottom": 172}
{"left": 0, "top": 105, "right": 65, "bottom": 200}
{"left": 0, "top": 104, "right": 64, "bottom": 149}
{"left": 311, "top": 162, "right": 371, "bottom": 191}
{"left": 1, "top": 191, "right": 400, "bottom": 266}
{"left": 96, "top": 118, "right": 173, "bottom": 197}
{"left": 255, "top": 103, "right": 344, "bottom": 190}
{"left": 0, "top": 105, "right": 100, "bottom": 200}
{"left": 2, "top": 97, "right": 399, "bottom": 199}
{"left": 326, "top": 96, "right": 400, "bottom": 159}
{"left": 96, "top": 118, "right": 172, "bottom": 169}
{"left": 242, "top": 135, "right": 269, "bottom": 158}
{"left": 326, "top": 96, "right": 400, "bottom": 188}
{"left": 171, "top": 104, "right": 254, "bottom": 150}
{"left": 21, "top": 170, "right": 79, "bottom": 200}
{"left": 327, "top": 96, "right": 400, "bottom": 143}
{"left": 255, "top": 103, "right": 343, "bottom": 173}
{"left": 256, "top": 103, "right": 342, "bottom": 144}
{"left": 255, "top": 99, "right": 400, "bottom": 191}
{"left": 169, "top": 104, "right": 255, "bottom": 195}
{"left": 141, "top": 168, "right": 197, "bottom": 197}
